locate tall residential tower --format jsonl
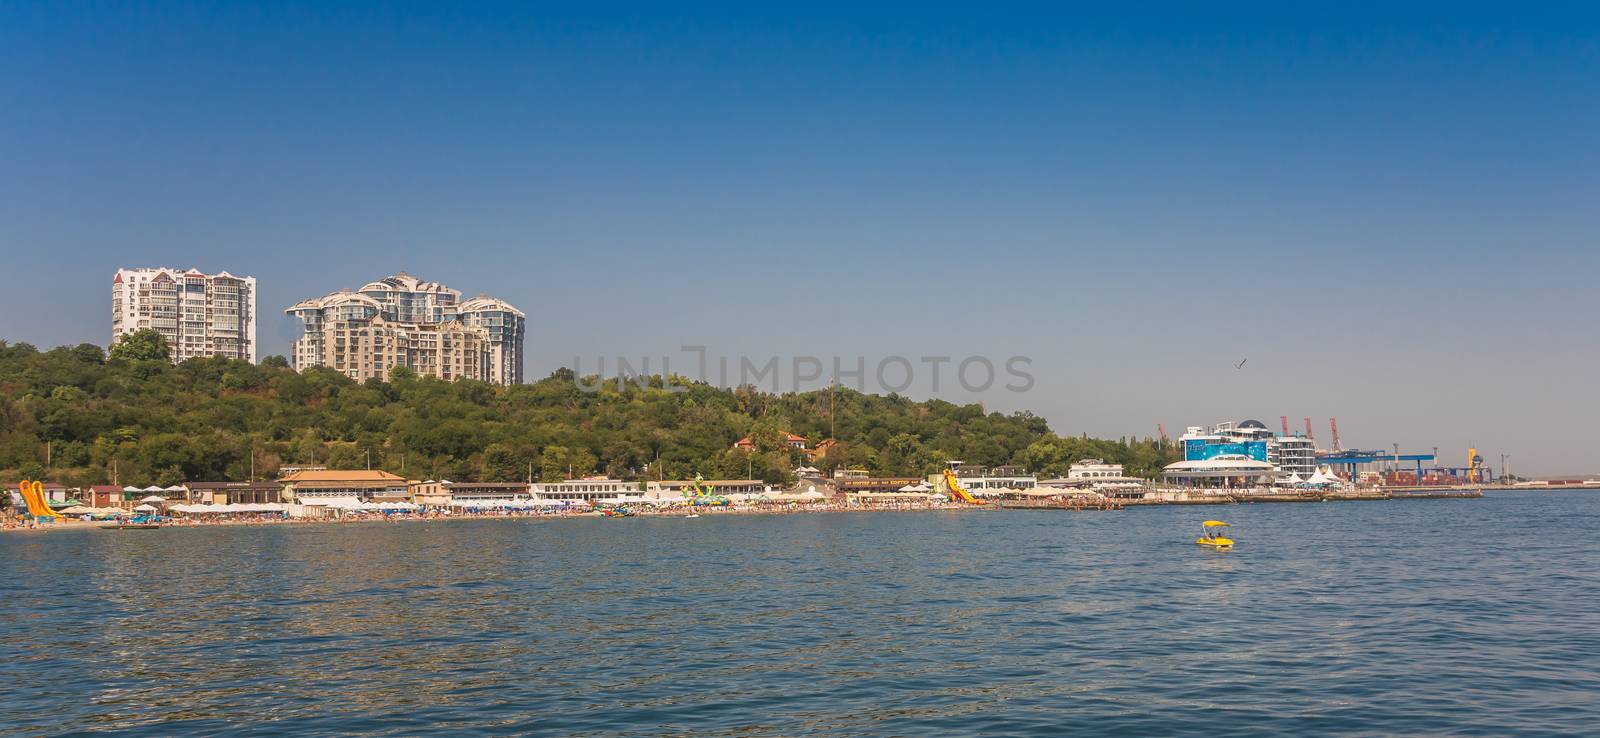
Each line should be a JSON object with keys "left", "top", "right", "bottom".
{"left": 112, "top": 268, "right": 257, "bottom": 363}
{"left": 286, "top": 272, "right": 525, "bottom": 385}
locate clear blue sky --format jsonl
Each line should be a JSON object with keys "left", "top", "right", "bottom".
{"left": 2, "top": 2, "right": 1597, "bottom": 474}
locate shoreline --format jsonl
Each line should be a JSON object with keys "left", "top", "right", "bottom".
{"left": 0, "top": 500, "right": 986, "bottom": 533}
{"left": 11, "top": 487, "right": 1588, "bottom": 534}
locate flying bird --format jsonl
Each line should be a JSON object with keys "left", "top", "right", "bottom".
{"left": 1235, "top": 358, "right": 1247, "bottom": 369}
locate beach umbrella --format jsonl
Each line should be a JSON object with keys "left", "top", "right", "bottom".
{"left": 133, "top": 504, "right": 158, "bottom": 512}
{"left": 140, "top": 495, "right": 166, "bottom": 503}
{"left": 122, "top": 486, "right": 141, "bottom": 493}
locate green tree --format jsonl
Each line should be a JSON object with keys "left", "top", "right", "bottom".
{"left": 108, "top": 329, "right": 170, "bottom": 362}
{"left": 1, "top": 341, "right": 1149, "bottom": 487}
{"left": 71, "top": 343, "right": 106, "bottom": 364}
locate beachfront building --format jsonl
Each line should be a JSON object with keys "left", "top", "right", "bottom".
{"left": 1038, "top": 459, "right": 1148, "bottom": 492}
{"left": 835, "top": 477, "right": 926, "bottom": 496}
{"left": 939, "top": 464, "right": 1038, "bottom": 494}
{"left": 87, "top": 485, "right": 123, "bottom": 508}
{"left": 280, "top": 470, "right": 409, "bottom": 507}
{"left": 1269, "top": 436, "right": 1317, "bottom": 478}
{"left": 1067, "top": 459, "right": 1125, "bottom": 480}
{"left": 6, "top": 482, "right": 72, "bottom": 505}
{"left": 1181, "top": 420, "right": 1317, "bottom": 478}
{"left": 438, "top": 481, "right": 531, "bottom": 506}
{"left": 1161, "top": 455, "right": 1277, "bottom": 488}
{"left": 286, "top": 273, "right": 524, "bottom": 385}
{"left": 646, "top": 479, "right": 768, "bottom": 500}
{"left": 112, "top": 268, "right": 257, "bottom": 363}
{"left": 531, "top": 478, "right": 642, "bottom": 504}
{"left": 185, "top": 481, "right": 281, "bottom": 505}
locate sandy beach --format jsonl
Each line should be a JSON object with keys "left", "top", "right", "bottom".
{"left": 1, "top": 499, "right": 986, "bottom": 533}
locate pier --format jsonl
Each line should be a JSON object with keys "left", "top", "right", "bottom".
{"left": 994, "top": 486, "right": 1488, "bottom": 510}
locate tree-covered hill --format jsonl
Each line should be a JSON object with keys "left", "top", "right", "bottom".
{"left": 0, "top": 337, "right": 1177, "bottom": 487}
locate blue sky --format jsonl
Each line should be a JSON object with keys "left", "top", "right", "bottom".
{"left": 2, "top": 2, "right": 1597, "bottom": 473}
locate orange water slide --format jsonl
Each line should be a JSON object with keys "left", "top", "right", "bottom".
{"left": 17, "top": 480, "right": 61, "bottom": 519}
{"left": 942, "top": 469, "right": 983, "bottom": 504}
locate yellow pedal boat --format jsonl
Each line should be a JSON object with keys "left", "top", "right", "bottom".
{"left": 1196, "top": 520, "right": 1234, "bottom": 549}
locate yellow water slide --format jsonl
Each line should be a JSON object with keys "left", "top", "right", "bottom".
{"left": 942, "top": 469, "right": 983, "bottom": 504}
{"left": 18, "top": 480, "right": 61, "bottom": 519}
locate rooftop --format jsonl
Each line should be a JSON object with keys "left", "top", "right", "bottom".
{"left": 280, "top": 470, "right": 406, "bottom": 483}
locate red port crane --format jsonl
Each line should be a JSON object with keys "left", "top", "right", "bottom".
{"left": 1304, "top": 417, "right": 1314, "bottom": 440}
{"left": 1330, "top": 418, "right": 1342, "bottom": 452}
{"left": 1280, "top": 416, "right": 1290, "bottom": 436}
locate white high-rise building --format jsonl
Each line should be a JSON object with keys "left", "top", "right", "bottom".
{"left": 112, "top": 268, "right": 257, "bottom": 363}
{"left": 458, "top": 296, "right": 526, "bottom": 385}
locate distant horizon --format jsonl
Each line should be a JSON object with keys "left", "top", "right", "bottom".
{"left": 4, "top": 3, "right": 1597, "bottom": 475}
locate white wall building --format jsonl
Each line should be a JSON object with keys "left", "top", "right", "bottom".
{"left": 937, "top": 464, "right": 1038, "bottom": 493}
{"left": 1067, "top": 459, "right": 1125, "bottom": 480}
{"left": 531, "top": 479, "right": 640, "bottom": 503}
{"left": 1269, "top": 436, "right": 1317, "bottom": 478}
{"left": 112, "top": 268, "right": 257, "bottom": 363}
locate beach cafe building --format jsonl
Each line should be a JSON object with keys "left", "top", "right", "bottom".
{"left": 530, "top": 478, "right": 641, "bottom": 504}
{"left": 408, "top": 480, "right": 532, "bottom": 509}
{"left": 185, "top": 481, "right": 282, "bottom": 505}
{"left": 280, "top": 470, "right": 409, "bottom": 510}
{"left": 835, "top": 477, "right": 923, "bottom": 495}
{"left": 939, "top": 465, "right": 1039, "bottom": 495}
{"left": 647, "top": 479, "right": 766, "bottom": 498}
{"left": 1160, "top": 455, "right": 1277, "bottom": 489}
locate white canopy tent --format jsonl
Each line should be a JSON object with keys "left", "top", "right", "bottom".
{"left": 359, "top": 501, "right": 419, "bottom": 511}
{"left": 173, "top": 502, "right": 291, "bottom": 514}
{"left": 1306, "top": 468, "right": 1342, "bottom": 486}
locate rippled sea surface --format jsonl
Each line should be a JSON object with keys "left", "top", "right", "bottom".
{"left": 4, "top": 491, "right": 1599, "bottom": 737}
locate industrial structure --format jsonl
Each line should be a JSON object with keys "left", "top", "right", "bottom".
{"left": 1172, "top": 417, "right": 1497, "bottom": 488}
